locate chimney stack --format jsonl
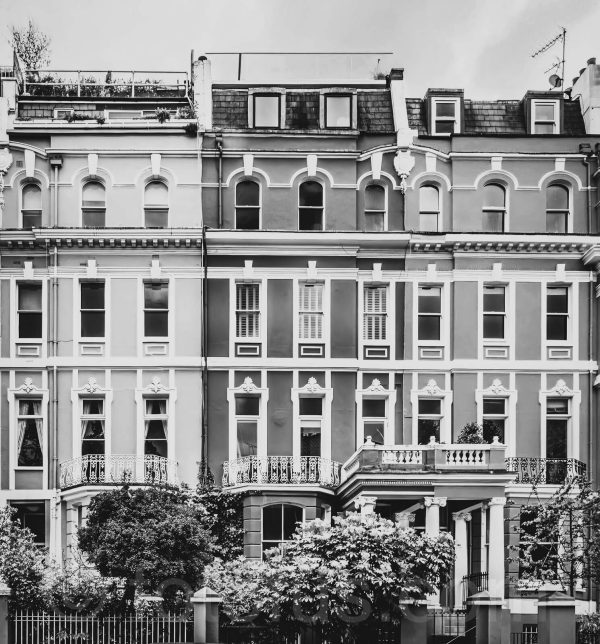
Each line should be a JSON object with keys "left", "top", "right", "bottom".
{"left": 572, "top": 57, "right": 600, "bottom": 134}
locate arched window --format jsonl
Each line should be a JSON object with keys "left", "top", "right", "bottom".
{"left": 262, "top": 504, "right": 303, "bottom": 555}
{"left": 144, "top": 181, "right": 168, "bottom": 228}
{"left": 419, "top": 185, "right": 440, "bottom": 231}
{"left": 482, "top": 183, "right": 506, "bottom": 232}
{"left": 82, "top": 181, "right": 106, "bottom": 228}
{"left": 546, "top": 184, "right": 569, "bottom": 233}
{"left": 364, "top": 184, "right": 385, "bottom": 231}
{"left": 235, "top": 180, "right": 260, "bottom": 230}
{"left": 298, "top": 181, "right": 323, "bottom": 231}
{"left": 21, "top": 183, "right": 42, "bottom": 229}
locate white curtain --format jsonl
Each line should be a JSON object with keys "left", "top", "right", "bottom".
{"left": 18, "top": 399, "right": 42, "bottom": 452}
{"left": 144, "top": 399, "right": 167, "bottom": 438}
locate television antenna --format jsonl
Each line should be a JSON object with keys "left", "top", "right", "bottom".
{"left": 531, "top": 27, "right": 566, "bottom": 90}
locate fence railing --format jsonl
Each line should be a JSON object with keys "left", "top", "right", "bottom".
{"left": 11, "top": 610, "right": 193, "bottom": 644}
{"left": 222, "top": 456, "right": 341, "bottom": 488}
{"left": 461, "top": 571, "right": 489, "bottom": 606}
{"left": 22, "top": 70, "right": 188, "bottom": 97}
{"left": 428, "top": 608, "right": 466, "bottom": 639}
{"left": 511, "top": 632, "right": 538, "bottom": 644}
{"left": 506, "top": 457, "right": 587, "bottom": 484}
{"left": 59, "top": 454, "right": 178, "bottom": 489}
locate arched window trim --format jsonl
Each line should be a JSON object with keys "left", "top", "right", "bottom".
{"left": 482, "top": 182, "right": 508, "bottom": 233}
{"left": 545, "top": 182, "right": 572, "bottom": 234}
{"left": 363, "top": 182, "right": 387, "bottom": 231}
{"left": 298, "top": 180, "right": 325, "bottom": 231}
{"left": 81, "top": 179, "right": 107, "bottom": 228}
{"left": 144, "top": 179, "right": 170, "bottom": 228}
{"left": 20, "top": 180, "right": 42, "bottom": 229}
{"left": 234, "top": 179, "right": 261, "bottom": 230}
{"left": 261, "top": 503, "right": 304, "bottom": 557}
{"left": 418, "top": 183, "right": 441, "bottom": 232}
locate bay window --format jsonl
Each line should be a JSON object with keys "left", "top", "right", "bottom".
{"left": 262, "top": 504, "right": 303, "bottom": 555}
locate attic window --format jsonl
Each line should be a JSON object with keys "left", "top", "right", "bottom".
{"left": 325, "top": 95, "right": 352, "bottom": 128}
{"left": 253, "top": 94, "right": 280, "bottom": 128}
{"left": 431, "top": 98, "right": 460, "bottom": 135}
{"left": 532, "top": 100, "right": 559, "bottom": 134}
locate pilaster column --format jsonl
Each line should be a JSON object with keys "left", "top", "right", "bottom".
{"left": 425, "top": 497, "right": 447, "bottom": 606}
{"left": 488, "top": 497, "right": 507, "bottom": 599}
{"left": 395, "top": 512, "right": 415, "bottom": 529}
{"left": 354, "top": 495, "right": 377, "bottom": 518}
{"left": 453, "top": 511, "right": 472, "bottom": 608}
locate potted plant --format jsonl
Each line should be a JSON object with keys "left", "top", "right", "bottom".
{"left": 155, "top": 108, "right": 171, "bottom": 124}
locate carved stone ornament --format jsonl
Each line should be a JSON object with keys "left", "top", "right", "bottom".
{"left": 19, "top": 377, "right": 38, "bottom": 393}
{"left": 301, "top": 377, "right": 323, "bottom": 393}
{"left": 393, "top": 149, "right": 415, "bottom": 194}
{"left": 366, "top": 378, "right": 385, "bottom": 392}
{"left": 240, "top": 376, "right": 259, "bottom": 393}
{"left": 421, "top": 379, "right": 443, "bottom": 396}
{"left": 147, "top": 376, "right": 167, "bottom": 393}
{"left": 83, "top": 377, "right": 100, "bottom": 393}
{"left": 484, "top": 378, "right": 509, "bottom": 396}
{"left": 548, "top": 379, "right": 573, "bottom": 396}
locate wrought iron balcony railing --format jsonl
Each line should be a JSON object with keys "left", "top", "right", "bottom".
{"left": 222, "top": 456, "right": 341, "bottom": 488}
{"left": 59, "top": 454, "right": 178, "bottom": 489}
{"left": 505, "top": 457, "right": 586, "bottom": 485}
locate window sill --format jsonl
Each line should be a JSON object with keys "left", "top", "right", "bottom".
{"left": 15, "top": 466, "right": 43, "bottom": 471}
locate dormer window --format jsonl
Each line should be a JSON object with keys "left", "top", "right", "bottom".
{"left": 253, "top": 94, "right": 281, "bottom": 128}
{"left": 431, "top": 98, "right": 460, "bottom": 135}
{"left": 532, "top": 100, "right": 559, "bottom": 134}
{"left": 325, "top": 95, "right": 352, "bottom": 128}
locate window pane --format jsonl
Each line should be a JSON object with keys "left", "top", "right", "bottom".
{"left": 482, "top": 211, "right": 504, "bottom": 232}
{"left": 365, "top": 212, "right": 384, "bottom": 232}
{"left": 418, "top": 399, "right": 441, "bottom": 415}
{"left": 418, "top": 287, "right": 441, "bottom": 313}
{"left": 299, "top": 182, "right": 323, "bottom": 207}
{"left": 19, "top": 284, "right": 42, "bottom": 310}
{"left": 236, "top": 181, "right": 260, "bottom": 206}
{"left": 81, "top": 312, "right": 105, "bottom": 337}
{"left": 363, "top": 398, "right": 386, "bottom": 417}
{"left": 82, "top": 439, "right": 105, "bottom": 456}
{"left": 263, "top": 505, "right": 283, "bottom": 541}
{"left": 547, "top": 212, "right": 567, "bottom": 233}
{"left": 418, "top": 316, "right": 440, "bottom": 341}
{"left": 237, "top": 421, "right": 257, "bottom": 457}
{"left": 81, "top": 283, "right": 104, "bottom": 309}
{"left": 144, "top": 283, "right": 168, "bottom": 308}
{"left": 419, "top": 186, "right": 439, "bottom": 212}
{"left": 19, "top": 313, "right": 42, "bottom": 338}
{"left": 535, "top": 122, "right": 554, "bottom": 134}
{"left": 435, "top": 120, "right": 454, "bottom": 134}
{"left": 22, "top": 212, "right": 42, "bottom": 229}
{"left": 483, "top": 287, "right": 504, "bottom": 311}
{"left": 547, "top": 288, "right": 568, "bottom": 313}
{"left": 365, "top": 185, "right": 385, "bottom": 211}
{"left": 535, "top": 103, "right": 555, "bottom": 120}
{"left": 82, "top": 182, "right": 105, "bottom": 204}
{"left": 23, "top": 184, "right": 41, "bottom": 209}
{"left": 12, "top": 503, "right": 45, "bottom": 544}
{"left": 418, "top": 419, "right": 440, "bottom": 444}
{"left": 301, "top": 426, "right": 321, "bottom": 456}
{"left": 144, "top": 181, "right": 168, "bottom": 206}
{"left": 483, "top": 314, "right": 504, "bottom": 339}
{"left": 483, "top": 419, "right": 505, "bottom": 443}
{"left": 146, "top": 419, "right": 167, "bottom": 440}
{"left": 254, "top": 95, "right": 280, "bottom": 128}
{"left": 364, "top": 421, "right": 385, "bottom": 445}
{"left": 546, "top": 316, "right": 567, "bottom": 341}
{"left": 546, "top": 419, "right": 567, "bottom": 459}
{"left": 145, "top": 438, "right": 168, "bottom": 458}
{"left": 82, "top": 419, "right": 105, "bottom": 439}
{"left": 144, "top": 311, "right": 168, "bottom": 336}
{"left": 18, "top": 420, "right": 43, "bottom": 466}
{"left": 419, "top": 213, "right": 439, "bottom": 232}
{"left": 547, "top": 185, "right": 568, "bottom": 210}
{"left": 299, "top": 397, "right": 322, "bottom": 416}
{"left": 145, "top": 209, "right": 168, "bottom": 228}
{"left": 235, "top": 395, "right": 260, "bottom": 416}
{"left": 283, "top": 505, "right": 303, "bottom": 540}
{"left": 435, "top": 102, "right": 455, "bottom": 117}
{"left": 85, "top": 399, "right": 104, "bottom": 415}
{"left": 326, "top": 96, "right": 351, "bottom": 127}
{"left": 82, "top": 209, "right": 106, "bottom": 227}
{"left": 483, "top": 184, "right": 505, "bottom": 208}
{"left": 483, "top": 398, "right": 505, "bottom": 414}
{"left": 146, "top": 398, "right": 166, "bottom": 415}
{"left": 299, "top": 208, "right": 323, "bottom": 230}
{"left": 547, "top": 398, "right": 568, "bottom": 415}
{"left": 236, "top": 208, "right": 260, "bottom": 230}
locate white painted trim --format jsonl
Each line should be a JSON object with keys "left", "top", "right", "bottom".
{"left": 539, "top": 374, "right": 581, "bottom": 459}
{"left": 11, "top": 277, "right": 48, "bottom": 360}
{"left": 291, "top": 373, "right": 333, "bottom": 461}
{"left": 355, "top": 374, "right": 396, "bottom": 446}
{"left": 412, "top": 280, "right": 449, "bottom": 360}
{"left": 358, "top": 278, "right": 395, "bottom": 359}
{"left": 473, "top": 169, "right": 519, "bottom": 191}
{"left": 227, "top": 372, "right": 269, "bottom": 462}
{"left": 135, "top": 370, "right": 177, "bottom": 459}
{"left": 475, "top": 374, "right": 518, "bottom": 457}
{"left": 410, "top": 373, "right": 453, "bottom": 444}
{"left": 538, "top": 170, "right": 583, "bottom": 192}
{"left": 477, "top": 279, "right": 515, "bottom": 361}
{"left": 224, "top": 166, "right": 272, "bottom": 189}
{"left": 409, "top": 171, "right": 452, "bottom": 193}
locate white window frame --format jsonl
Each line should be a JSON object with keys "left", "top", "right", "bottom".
{"left": 75, "top": 277, "right": 111, "bottom": 357}
{"left": 291, "top": 375, "right": 333, "bottom": 461}
{"left": 138, "top": 277, "right": 173, "bottom": 358}
{"left": 475, "top": 376, "right": 517, "bottom": 457}
{"left": 12, "top": 278, "right": 47, "bottom": 359}
{"left": 542, "top": 282, "right": 577, "bottom": 358}
{"left": 297, "top": 180, "right": 325, "bottom": 231}
{"left": 261, "top": 503, "right": 304, "bottom": 557}
{"left": 478, "top": 280, "right": 515, "bottom": 360}
{"left": 135, "top": 373, "right": 177, "bottom": 459}
{"left": 320, "top": 90, "right": 357, "bottom": 129}
{"left": 8, "top": 375, "right": 49, "bottom": 490}
{"left": 539, "top": 376, "right": 580, "bottom": 460}
{"left": 418, "top": 184, "right": 441, "bottom": 232}
{"left": 545, "top": 183, "right": 572, "bottom": 234}
{"left": 355, "top": 376, "right": 396, "bottom": 447}
{"left": 293, "top": 279, "right": 330, "bottom": 358}
{"left": 234, "top": 180, "right": 262, "bottom": 230}
{"left": 531, "top": 99, "right": 560, "bottom": 134}
{"left": 19, "top": 180, "right": 42, "bottom": 229}
{"left": 71, "top": 374, "right": 113, "bottom": 459}
{"left": 363, "top": 183, "right": 388, "bottom": 231}
{"left": 413, "top": 281, "right": 449, "bottom": 359}
{"left": 410, "top": 375, "right": 452, "bottom": 445}
{"left": 143, "top": 179, "right": 169, "bottom": 228}
{"left": 248, "top": 90, "right": 285, "bottom": 129}
{"left": 362, "top": 283, "right": 389, "bottom": 344}
{"left": 227, "top": 374, "right": 269, "bottom": 462}
{"left": 431, "top": 97, "right": 461, "bottom": 135}
{"left": 482, "top": 183, "right": 508, "bottom": 233}
{"left": 81, "top": 180, "right": 107, "bottom": 228}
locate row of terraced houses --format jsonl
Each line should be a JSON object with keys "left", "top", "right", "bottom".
{"left": 0, "top": 50, "right": 600, "bottom": 633}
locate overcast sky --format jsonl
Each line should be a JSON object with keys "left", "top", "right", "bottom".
{"left": 1, "top": 0, "right": 599, "bottom": 99}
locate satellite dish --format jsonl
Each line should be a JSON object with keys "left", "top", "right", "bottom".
{"left": 549, "top": 74, "right": 562, "bottom": 88}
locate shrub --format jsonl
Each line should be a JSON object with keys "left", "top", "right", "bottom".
{"left": 456, "top": 422, "right": 483, "bottom": 444}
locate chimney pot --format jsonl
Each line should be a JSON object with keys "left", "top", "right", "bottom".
{"left": 388, "top": 68, "right": 404, "bottom": 81}
{"left": 588, "top": 57, "right": 597, "bottom": 65}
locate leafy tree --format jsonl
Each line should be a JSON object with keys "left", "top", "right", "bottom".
{"left": 8, "top": 19, "right": 51, "bottom": 69}
{"left": 78, "top": 486, "right": 213, "bottom": 610}
{"left": 515, "top": 477, "right": 600, "bottom": 596}
{"left": 205, "top": 512, "right": 455, "bottom": 643}
{"left": 456, "top": 421, "right": 503, "bottom": 444}
{"left": 196, "top": 480, "right": 245, "bottom": 561}
{"left": 0, "top": 506, "right": 46, "bottom": 608}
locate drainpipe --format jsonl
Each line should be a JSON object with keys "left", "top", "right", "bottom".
{"left": 216, "top": 134, "right": 223, "bottom": 229}
{"left": 201, "top": 225, "right": 209, "bottom": 483}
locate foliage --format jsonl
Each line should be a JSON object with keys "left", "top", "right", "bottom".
{"left": 9, "top": 19, "right": 51, "bottom": 69}
{"left": 205, "top": 513, "right": 454, "bottom": 643}
{"left": 155, "top": 108, "right": 171, "bottom": 123}
{"left": 578, "top": 613, "right": 600, "bottom": 643}
{"left": 78, "top": 485, "right": 214, "bottom": 609}
{"left": 0, "top": 506, "right": 47, "bottom": 608}
{"left": 196, "top": 481, "right": 245, "bottom": 561}
{"left": 456, "top": 422, "right": 484, "bottom": 444}
{"left": 513, "top": 478, "right": 600, "bottom": 595}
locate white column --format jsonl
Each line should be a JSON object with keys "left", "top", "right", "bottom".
{"left": 480, "top": 505, "right": 488, "bottom": 573}
{"left": 354, "top": 495, "right": 377, "bottom": 518}
{"left": 425, "top": 497, "right": 447, "bottom": 606}
{"left": 395, "top": 512, "right": 415, "bottom": 529}
{"left": 453, "top": 511, "right": 472, "bottom": 608}
{"left": 488, "top": 497, "right": 507, "bottom": 599}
